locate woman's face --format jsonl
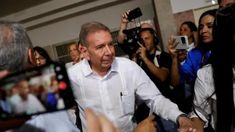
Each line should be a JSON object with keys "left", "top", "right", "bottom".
{"left": 199, "top": 15, "right": 215, "bottom": 44}
{"left": 180, "top": 24, "right": 193, "bottom": 39}
{"left": 34, "top": 51, "right": 47, "bottom": 66}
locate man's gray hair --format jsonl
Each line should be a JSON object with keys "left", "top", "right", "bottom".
{"left": 0, "top": 20, "right": 33, "bottom": 72}
{"left": 79, "top": 21, "right": 111, "bottom": 47}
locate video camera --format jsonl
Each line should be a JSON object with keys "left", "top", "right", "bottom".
{"left": 122, "top": 7, "right": 143, "bottom": 55}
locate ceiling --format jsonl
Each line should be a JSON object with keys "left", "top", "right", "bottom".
{"left": 0, "top": 0, "right": 52, "bottom": 17}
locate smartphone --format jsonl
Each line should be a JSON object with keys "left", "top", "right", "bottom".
{"left": 0, "top": 62, "right": 75, "bottom": 120}
{"left": 173, "top": 35, "right": 189, "bottom": 50}
{"left": 128, "top": 7, "right": 142, "bottom": 21}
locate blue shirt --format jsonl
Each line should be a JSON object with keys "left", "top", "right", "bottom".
{"left": 180, "top": 48, "right": 211, "bottom": 86}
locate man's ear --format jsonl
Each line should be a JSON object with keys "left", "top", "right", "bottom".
{"left": 80, "top": 45, "right": 90, "bottom": 60}
{"left": 28, "top": 48, "right": 36, "bottom": 66}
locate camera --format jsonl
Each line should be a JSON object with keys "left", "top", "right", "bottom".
{"left": 123, "top": 26, "right": 141, "bottom": 55}
{"left": 128, "top": 7, "right": 143, "bottom": 21}
{"left": 120, "top": 7, "right": 143, "bottom": 56}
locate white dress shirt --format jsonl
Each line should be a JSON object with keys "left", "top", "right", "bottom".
{"left": 68, "top": 57, "right": 183, "bottom": 132}
{"left": 190, "top": 64, "right": 235, "bottom": 129}
{"left": 25, "top": 111, "right": 80, "bottom": 132}
{"left": 66, "top": 62, "right": 74, "bottom": 69}
{"left": 14, "top": 94, "right": 45, "bottom": 114}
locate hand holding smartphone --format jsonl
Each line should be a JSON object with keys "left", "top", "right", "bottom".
{"left": 0, "top": 62, "right": 75, "bottom": 121}
{"left": 173, "top": 35, "right": 189, "bottom": 50}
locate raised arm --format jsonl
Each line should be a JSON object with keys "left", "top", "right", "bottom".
{"left": 117, "top": 11, "right": 129, "bottom": 44}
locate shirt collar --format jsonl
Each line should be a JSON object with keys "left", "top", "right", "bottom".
{"left": 82, "top": 58, "right": 118, "bottom": 77}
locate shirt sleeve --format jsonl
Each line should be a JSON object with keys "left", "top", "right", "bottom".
{"left": 134, "top": 65, "right": 183, "bottom": 123}
{"left": 189, "top": 66, "right": 214, "bottom": 127}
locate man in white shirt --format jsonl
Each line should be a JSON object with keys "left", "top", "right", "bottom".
{"left": 68, "top": 21, "right": 196, "bottom": 132}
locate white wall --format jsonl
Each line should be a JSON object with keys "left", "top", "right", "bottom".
{"left": 1, "top": 0, "right": 155, "bottom": 47}
{"left": 170, "top": 0, "right": 218, "bottom": 13}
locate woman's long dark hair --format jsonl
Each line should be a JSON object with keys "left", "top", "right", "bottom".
{"left": 211, "top": 4, "right": 235, "bottom": 132}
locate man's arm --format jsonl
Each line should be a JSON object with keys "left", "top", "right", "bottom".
{"left": 138, "top": 45, "right": 169, "bottom": 82}
{"left": 133, "top": 65, "right": 196, "bottom": 132}
{"left": 167, "top": 36, "right": 180, "bottom": 86}
{"left": 117, "top": 11, "right": 129, "bottom": 44}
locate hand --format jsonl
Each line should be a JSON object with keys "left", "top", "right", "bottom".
{"left": 0, "top": 70, "right": 8, "bottom": 79}
{"left": 178, "top": 116, "right": 197, "bottom": 132}
{"left": 136, "top": 43, "right": 147, "bottom": 61}
{"left": 167, "top": 36, "right": 178, "bottom": 58}
{"left": 121, "top": 10, "right": 130, "bottom": 24}
{"left": 134, "top": 115, "right": 157, "bottom": 132}
{"left": 85, "top": 108, "right": 120, "bottom": 132}
{"left": 190, "top": 117, "right": 204, "bottom": 132}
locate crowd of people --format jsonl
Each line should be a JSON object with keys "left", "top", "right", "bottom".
{"left": 0, "top": 0, "right": 235, "bottom": 132}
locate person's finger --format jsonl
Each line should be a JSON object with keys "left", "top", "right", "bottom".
{"left": 137, "top": 41, "right": 144, "bottom": 47}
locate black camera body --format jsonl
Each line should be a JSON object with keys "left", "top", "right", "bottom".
{"left": 123, "top": 26, "right": 141, "bottom": 55}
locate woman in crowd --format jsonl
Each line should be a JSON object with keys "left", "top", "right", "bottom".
{"left": 168, "top": 9, "right": 217, "bottom": 113}
{"left": 33, "top": 46, "right": 52, "bottom": 66}
{"left": 190, "top": 3, "right": 235, "bottom": 132}
{"left": 175, "top": 21, "right": 198, "bottom": 66}
{"left": 179, "top": 21, "right": 198, "bottom": 51}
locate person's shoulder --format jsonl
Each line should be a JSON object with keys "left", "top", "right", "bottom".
{"left": 188, "top": 47, "right": 200, "bottom": 54}
{"left": 65, "top": 62, "right": 73, "bottom": 69}
{"left": 115, "top": 57, "right": 133, "bottom": 64}
{"left": 187, "top": 47, "right": 202, "bottom": 58}
{"left": 67, "top": 60, "right": 84, "bottom": 76}
{"left": 115, "top": 57, "right": 139, "bottom": 70}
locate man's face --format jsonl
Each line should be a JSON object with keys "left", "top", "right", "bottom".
{"left": 86, "top": 30, "right": 115, "bottom": 72}
{"left": 140, "top": 30, "right": 155, "bottom": 52}
{"left": 17, "top": 80, "right": 29, "bottom": 100}
{"left": 68, "top": 44, "right": 80, "bottom": 61}
{"left": 199, "top": 15, "right": 215, "bottom": 44}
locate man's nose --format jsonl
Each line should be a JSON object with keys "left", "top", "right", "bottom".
{"left": 104, "top": 45, "right": 112, "bottom": 55}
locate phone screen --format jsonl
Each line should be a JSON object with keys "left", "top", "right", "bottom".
{"left": 0, "top": 62, "right": 75, "bottom": 120}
